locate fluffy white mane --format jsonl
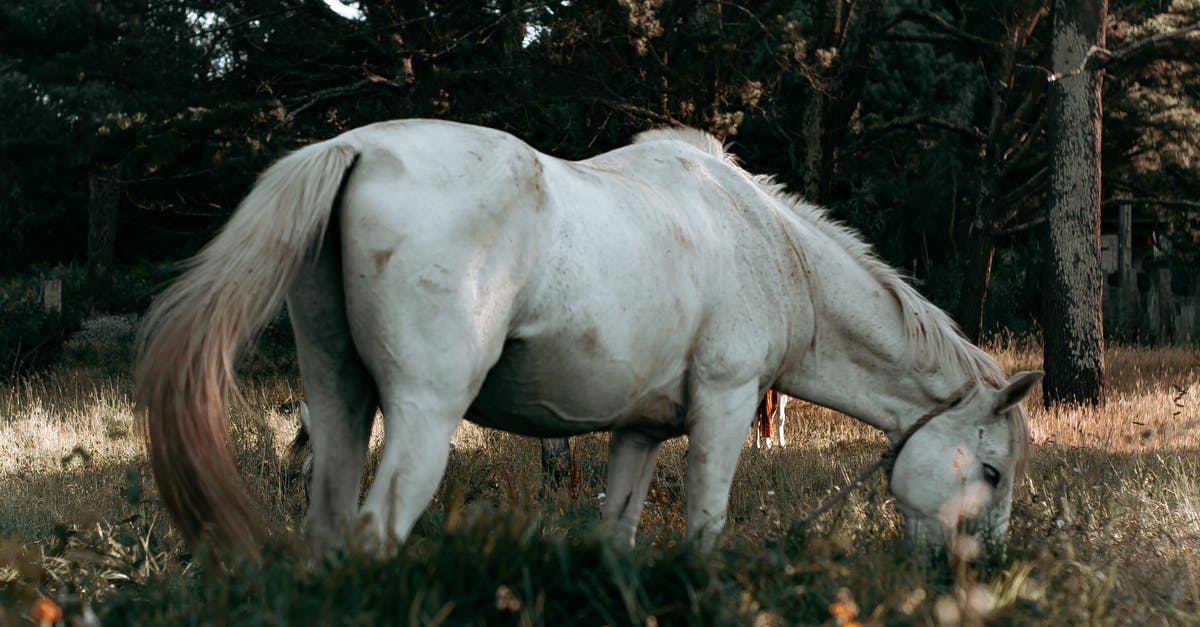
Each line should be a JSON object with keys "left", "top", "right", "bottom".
{"left": 634, "top": 127, "right": 729, "bottom": 161}
{"left": 641, "top": 126, "right": 1030, "bottom": 470}
{"left": 635, "top": 126, "right": 1006, "bottom": 389}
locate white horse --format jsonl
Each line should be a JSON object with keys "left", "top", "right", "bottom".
{"left": 136, "top": 119, "right": 1041, "bottom": 554}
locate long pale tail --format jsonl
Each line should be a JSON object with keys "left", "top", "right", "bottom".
{"left": 135, "top": 140, "right": 359, "bottom": 551}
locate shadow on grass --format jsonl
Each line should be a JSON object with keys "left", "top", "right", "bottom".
{"left": 8, "top": 441, "right": 1189, "bottom": 625}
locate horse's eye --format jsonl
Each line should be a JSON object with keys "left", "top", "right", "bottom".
{"left": 981, "top": 463, "right": 1002, "bottom": 489}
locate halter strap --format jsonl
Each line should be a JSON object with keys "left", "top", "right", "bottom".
{"left": 795, "top": 379, "right": 976, "bottom": 531}
{"left": 880, "top": 379, "right": 977, "bottom": 481}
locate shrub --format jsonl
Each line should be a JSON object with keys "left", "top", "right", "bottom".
{"left": 0, "top": 266, "right": 85, "bottom": 376}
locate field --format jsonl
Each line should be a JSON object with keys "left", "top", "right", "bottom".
{"left": 1, "top": 329, "right": 1198, "bottom": 626}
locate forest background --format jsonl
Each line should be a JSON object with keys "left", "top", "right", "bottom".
{"left": 0, "top": 0, "right": 1197, "bottom": 401}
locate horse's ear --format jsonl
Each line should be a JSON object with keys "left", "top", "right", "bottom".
{"left": 995, "top": 371, "right": 1043, "bottom": 413}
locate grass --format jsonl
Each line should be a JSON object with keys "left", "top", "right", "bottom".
{"left": 1, "top": 331, "right": 1198, "bottom": 625}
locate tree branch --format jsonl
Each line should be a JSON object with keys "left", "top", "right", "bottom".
{"left": 999, "top": 110, "right": 1047, "bottom": 179}
{"left": 881, "top": 8, "right": 1004, "bottom": 49}
{"left": 857, "top": 115, "right": 985, "bottom": 143}
{"left": 1103, "top": 20, "right": 1200, "bottom": 67}
{"left": 1101, "top": 197, "right": 1200, "bottom": 211}
{"left": 879, "top": 32, "right": 992, "bottom": 47}
{"left": 1046, "top": 20, "right": 1200, "bottom": 82}
{"left": 604, "top": 101, "right": 678, "bottom": 126}
{"left": 284, "top": 76, "right": 400, "bottom": 121}
{"left": 997, "top": 165, "right": 1048, "bottom": 214}
{"left": 996, "top": 213, "right": 1046, "bottom": 236}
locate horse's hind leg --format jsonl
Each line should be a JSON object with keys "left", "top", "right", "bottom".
{"left": 288, "top": 232, "right": 378, "bottom": 549}
{"left": 348, "top": 291, "right": 509, "bottom": 548}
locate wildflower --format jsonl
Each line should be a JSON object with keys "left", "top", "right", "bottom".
{"left": 963, "top": 584, "right": 995, "bottom": 618}
{"left": 951, "top": 534, "right": 983, "bottom": 561}
{"left": 829, "top": 587, "right": 861, "bottom": 626}
{"left": 897, "top": 588, "right": 926, "bottom": 615}
{"left": 933, "top": 595, "right": 960, "bottom": 626}
{"left": 937, "top": 482, "right": 992, "bottom": 529}
{"left": 31, "top": 598, "right": 62, "bottom": 626}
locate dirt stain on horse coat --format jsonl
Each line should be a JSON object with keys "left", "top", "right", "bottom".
{"left": 581, "top": 326, "right": 601, "bottom": 354}
{"left": 373, "top": 250, "right": 393, "bottom": 274}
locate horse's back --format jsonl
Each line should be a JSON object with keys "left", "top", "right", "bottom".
{"left": 333, "top": 120, "right": 795, "bottom": 436}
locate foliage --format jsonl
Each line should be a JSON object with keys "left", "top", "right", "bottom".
{"left": 0, "top": 0, "right": 1196, "bottom": 327}
{"left": 0, "top": 263, "right": 185, "bottom": 377}
{"left": 1106, "top": 0, "right": 1200, "bottom": 262}
{"left": 0, "top": 268, "right": 86, "bottom": 375}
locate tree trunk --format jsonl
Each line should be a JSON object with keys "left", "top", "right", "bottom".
{"left": 792, "top": 0, "right": 883, "bottom": 203}
{"left": 958, "top": 224, "right": 996, "bottom": 343}
{"left": 1043, "top": 0, "right": 1106, "bottom": 405}
{"left": 87, "top": 168, "right": 120, "bottom": 313}
{"left": 796, "top": 96, "right": 826, "bottom": 201}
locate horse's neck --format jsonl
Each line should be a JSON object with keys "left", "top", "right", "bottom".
{"left": 773, "top": 224, "right": 968, "bottom": 437}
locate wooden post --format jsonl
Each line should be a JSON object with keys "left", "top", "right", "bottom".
{"left": 1194, "top": 275, "right": 1200, "bottom": 342}
{"left": 1156, "top": 268, "right": 1174, "bottom": 343}
{"left": 42, "top": 280, "right": 62, "bottom": 317}
{"left": 1116, "top": 203, "right": 1138, "bottom": 334}
{"left": 1145, "top": 279, "right": 1159, "bottom": 340}
{"left": 1178, "top": 298, "right": 1195, "bottom": 343}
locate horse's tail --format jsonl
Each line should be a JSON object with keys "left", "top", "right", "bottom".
{"left": 135, "top": 139, "right": 360, "bottom": 551}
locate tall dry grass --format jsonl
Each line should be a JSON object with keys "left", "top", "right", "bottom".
{"left": 0, "top": 338, "right": 1197, "bottom": 625}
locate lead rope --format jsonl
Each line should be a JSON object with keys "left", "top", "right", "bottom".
{"left": 794, "top": 380, "right": 976, "bottom": 531}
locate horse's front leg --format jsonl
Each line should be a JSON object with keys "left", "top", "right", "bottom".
{"left": 602, "top": 430, "right": 663, "bottom": 547}
{"left": 684, "top": 380, "right": 759, "bottom": 550}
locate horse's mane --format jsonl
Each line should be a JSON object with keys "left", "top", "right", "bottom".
{"left": 637, "top": 127, "right": 1028, "bottom": 473}
{"left": 639, "top": 127, "right": 1029, "bottom": 473}
{"left": 634, "top": 127, "right": 728, "bottom": 160}
{"left": 634, "top": 127, "right": 1006, "bottom": 389}
{"left": 754, "top": 175, "right": 1008, "bottom": 388}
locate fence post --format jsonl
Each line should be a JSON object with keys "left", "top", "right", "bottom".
{"left": 42, "top": 279, "right": 62, "bottom": 318}
{"left": 1155, "top": 268, "right": 1174, "bottom": 343}
{"left": 1116, "top": 203, "right": 1139, "bottom": 334}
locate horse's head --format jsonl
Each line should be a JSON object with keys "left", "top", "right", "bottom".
{"left": 887, "top": 371, "right": 1041, "bottom": 554}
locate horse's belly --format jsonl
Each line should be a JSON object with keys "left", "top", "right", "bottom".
{"left": 465, "top": 339, "right": 686, "bottom": 438}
